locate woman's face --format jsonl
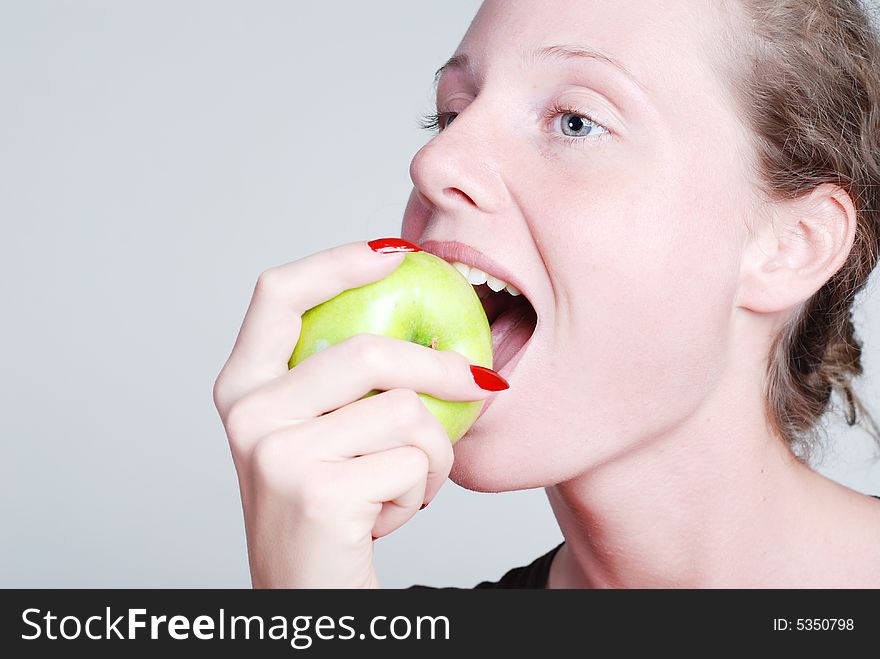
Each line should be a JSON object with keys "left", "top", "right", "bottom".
{"left": 401, "top": 0, "right": 759, "bottom": 491}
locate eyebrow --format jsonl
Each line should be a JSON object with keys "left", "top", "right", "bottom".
{"left": 434, "top": 44, "right": 648, "bottom": 94}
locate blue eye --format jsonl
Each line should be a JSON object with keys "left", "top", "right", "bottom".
{"left": 559, "top": 112, "right": 604, "bottom": 137}
{"left": 544, "top": 102, "right": 611, "bottom": 147}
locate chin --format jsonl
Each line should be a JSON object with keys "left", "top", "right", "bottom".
{"left": 448, "top": 457, "right": 527, "bottom": 493}
{"left": 447, "top": 405, "right": 563, "bottom": 493}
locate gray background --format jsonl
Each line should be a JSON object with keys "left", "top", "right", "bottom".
{"left": 1, "top": 0, "right": 878, "bottom": 588}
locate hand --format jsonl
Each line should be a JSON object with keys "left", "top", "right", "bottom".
{"left": 212, "top": 240, "right": 501, "bottom": 588}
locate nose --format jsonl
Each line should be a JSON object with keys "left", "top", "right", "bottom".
{"left": 408, "top": 101, "right": 507, "bottom": 215}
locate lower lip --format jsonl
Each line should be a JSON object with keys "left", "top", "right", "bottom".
{"left": 476, "top": 331, "right": 533, "bottom": 420}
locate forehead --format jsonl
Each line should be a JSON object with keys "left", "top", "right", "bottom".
{"left": 456, "top": 0, "right": 728, "bottom": 97}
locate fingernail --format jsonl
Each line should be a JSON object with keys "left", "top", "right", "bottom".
{"left": 470, "top": 364, "right": 509, "bottom": 391}
{"left": 419, "top": 502, "right": 428, "bottom": 510}
{"left": 368, "top": 237, "right": 422, "bottom": 254}
{"left": 372, "top": 535, "right": 378, "bottom": 542}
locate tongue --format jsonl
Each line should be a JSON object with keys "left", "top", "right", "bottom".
{"left": 491, "top": 301, "right": 536, "bottom": 371}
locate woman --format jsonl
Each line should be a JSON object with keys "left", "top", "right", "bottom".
{"left": 212, "top": 0, "right": 880, "bottom": 588}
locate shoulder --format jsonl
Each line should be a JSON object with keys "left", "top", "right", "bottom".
{"left": 844, "top": 494, "right": 880, "bottom": 585}
{"left": 801, "top": 492, "right": 880, "bottom": 587}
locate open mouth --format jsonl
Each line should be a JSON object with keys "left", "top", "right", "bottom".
{"left": 418, "top": 239, "right": 539, "bottom": 376}
{"left": 473, "top": 281, "right": 538, "bottom": 374}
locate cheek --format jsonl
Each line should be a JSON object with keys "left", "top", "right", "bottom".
{"left": 535, "top": 160, "right": 744, "bottom": 435}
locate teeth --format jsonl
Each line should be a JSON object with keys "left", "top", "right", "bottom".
{"left": 467, "top": 267, "right": 488, "bottom": 286}
{"left": 486, "top": 275, "right": 506, "bottom": 292}
{"left": 451, "top": 261, "right": 470, "bottom": 279}
{"left": 451, "top": 261, "right": 522, "bottom": 297}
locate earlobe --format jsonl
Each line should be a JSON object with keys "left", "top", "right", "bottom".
{"left": 735, "top": 183, "right": 857, "bottom": 314}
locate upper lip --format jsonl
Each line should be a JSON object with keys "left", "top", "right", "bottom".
{"left": 418, "top": 239, "right": 532, "bottom": 304}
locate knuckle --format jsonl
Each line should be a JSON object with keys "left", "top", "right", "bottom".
{"left": 386, "top": 388, "right": 428, "bottom": 425}
{"left": 397, "top": 445, "right": 430, "bottom": 473}
{"left": 251, "top": 433, "right": 282, "bottom": 477}
{"left": 212, "top": 374, "right": 229, "bottom": 413}
{"left": 254, "top": 266, "right": 284, "bottom": 298}
{"left": 252, "top": 435, "right": 295, "bottom": 490}
{"left": 252, "top": 431, "right": 313, "bottom": 494}
{"left": 223, "top": 396, "right": 256, "bottom": 444}
{"left": 348, "top": 333, "right": 385, "bottom": 370}
{"left": 439, "top": 441, "right": 455, "bottom": 478}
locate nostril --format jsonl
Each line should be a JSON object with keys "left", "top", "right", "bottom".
{"left": 444, "top": 187, "right": 477, "bottom": 207}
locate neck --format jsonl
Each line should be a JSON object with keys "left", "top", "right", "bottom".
{"left": 545, "top": 323, "right": 836, "bottom": 588}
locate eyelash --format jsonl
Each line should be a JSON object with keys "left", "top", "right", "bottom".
{"left": 417, "top": 111, "right": 450, "bottom": 132}
{"left": 418, "top": 101, "right": 612, "bottom": 148}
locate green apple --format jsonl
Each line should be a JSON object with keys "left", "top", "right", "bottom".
{"left": 289, "top": 250, "right": 493, "bottom": 444}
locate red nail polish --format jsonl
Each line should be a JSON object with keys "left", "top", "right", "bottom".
{"left": 371, "top": 535, "right": 378, "bottom": 542}
{"left": 419, "top": 503, "right": 428, "bottom": 510}
{"left": 368, "top": 238, "right": 422, "bottom": 254}
{"left": 470, "top": 364, "right": 509, "bottom": 391}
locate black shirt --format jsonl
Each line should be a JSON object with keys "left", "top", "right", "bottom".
{"left": 408, "top": 494, "right": 880, "bottom": 589}
{"left": 408, "top": 542, "right": 563, "bottom": 590}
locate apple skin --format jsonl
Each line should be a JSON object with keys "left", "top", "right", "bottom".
{"left": 289, "top": 250, "right": 493, "bottom": 444}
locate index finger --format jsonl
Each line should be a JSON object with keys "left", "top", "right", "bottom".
{"left": 217, "top": 239, "right": 416, "bottom": 402}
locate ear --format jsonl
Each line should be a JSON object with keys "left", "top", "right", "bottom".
{"left": 735, "top": 183, "right": 857, "bottom": 314}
